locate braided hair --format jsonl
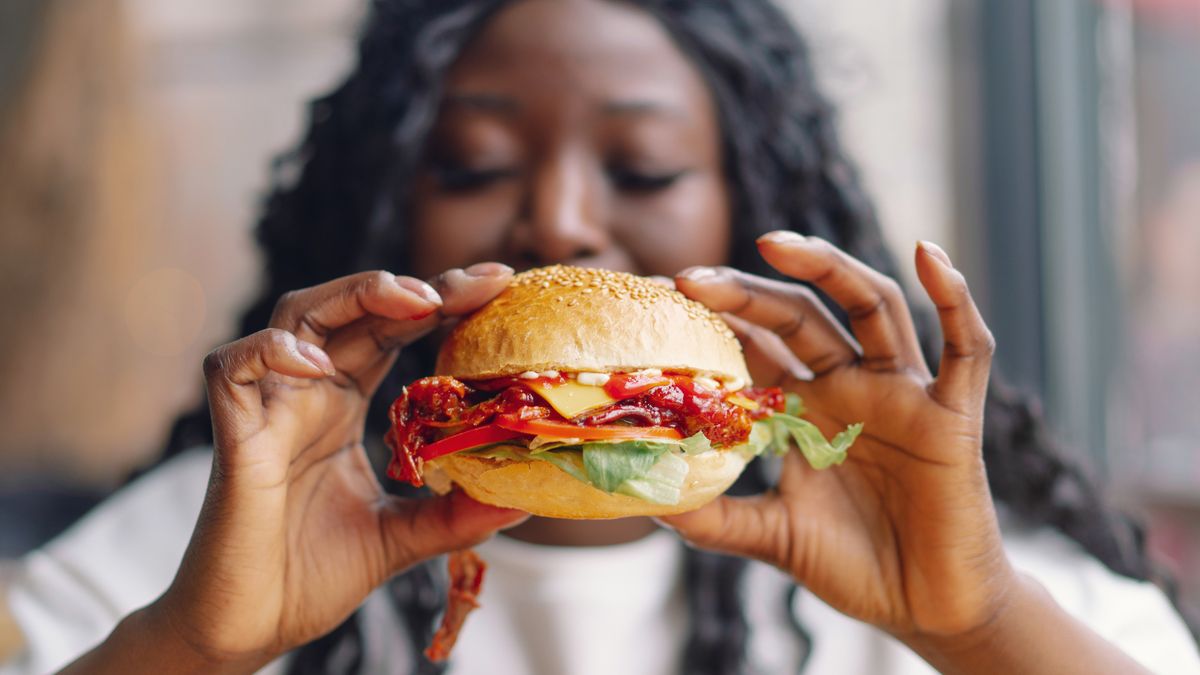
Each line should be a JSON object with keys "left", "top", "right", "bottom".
{"left": 159, "top": 0, "right": 1193, "bottom": 672}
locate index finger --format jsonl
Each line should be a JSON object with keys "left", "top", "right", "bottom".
{"left": 270, "top": 271, "right": 443, "bottom": 347}
{"left": 319, "top": 263, "right": 515, "bottom": 393}
{"left": 757, "top": 232, "right": 927, "bottom": 375}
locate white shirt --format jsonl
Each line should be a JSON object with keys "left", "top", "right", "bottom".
{"left": 2, "top": 448, "right": 1198, "bottom": 674}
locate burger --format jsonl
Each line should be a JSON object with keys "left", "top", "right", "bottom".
{"left": 384, "top": 265, "right": 861, "bottom": 519}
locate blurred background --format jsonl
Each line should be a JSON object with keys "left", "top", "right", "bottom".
{"left": 0, "top": 0, "right": 1197, "bottom": 609}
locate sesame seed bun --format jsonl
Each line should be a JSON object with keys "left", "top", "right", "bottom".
{"left": 425, "top": 445, "right": 754, "bottom": 520}
{"left": 435, "top": 265, "right": 751, "bottom": 384}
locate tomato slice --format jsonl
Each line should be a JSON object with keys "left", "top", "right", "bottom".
{"left": 495, "top": 414, "right": 682, "bottom": 440}
{"left": 418, "top": 424, "right": 527, "bottom": 462}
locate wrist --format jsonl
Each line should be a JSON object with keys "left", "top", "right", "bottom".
{"left": 902, "top": 573, "right": 1151, "bottom": 675}
{"left": 136, "top": 598, "right": 274, "bottom": 675}
{"left": 900, "top": 572, "right": 1030, "bottom": 673}
{"left": 60, "top": 601, "right": 272, "bottom": 675}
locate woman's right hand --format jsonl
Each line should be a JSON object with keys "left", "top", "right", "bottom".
{"left": 102, "top": 264, "right": 527, "bottom": 672}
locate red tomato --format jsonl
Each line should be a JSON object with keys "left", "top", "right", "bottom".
{"left": 494, "top": 414, "right": 682, "bottom": 440}
{"left": 417, "top": 424, "right": 527, "bottom": 461}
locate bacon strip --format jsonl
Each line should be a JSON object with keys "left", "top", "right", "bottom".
{"left": 424, "top": 549, "right": 487, "bottom": 662}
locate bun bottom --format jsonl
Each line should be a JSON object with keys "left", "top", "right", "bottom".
{"left": 426, "top": 447, "right": 751, "bottom": 519}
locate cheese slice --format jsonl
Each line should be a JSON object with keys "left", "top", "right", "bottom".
{"left": 727, "top": 393, "right": 759, "bottom": 411}
{"left": 528, "top": 380, "right": 617, "bottom": 419}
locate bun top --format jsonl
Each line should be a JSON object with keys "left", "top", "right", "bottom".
{"left": 436, "top": 265, "right": 751, "bottom": 383}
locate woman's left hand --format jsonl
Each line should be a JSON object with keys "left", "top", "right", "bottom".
{"left": 659, "top": 231, "right": 1014, "bottom": 642}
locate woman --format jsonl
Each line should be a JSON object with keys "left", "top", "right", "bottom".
{"left": 5, "top": 0, "right": 1197, "bottom": 673}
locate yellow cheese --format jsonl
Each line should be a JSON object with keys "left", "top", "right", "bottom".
{"left": 727, "top": 393, "right": 759, "bottom": 411}
{"left": 528, "top": 380, "right": 617, "bottom": 419}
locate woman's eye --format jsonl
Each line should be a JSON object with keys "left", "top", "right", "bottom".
{"left": 433, "top": 163, "right": 518, "bottom": 192}
{"left": 607, "top": 166, "right": 689, "bottom": 193}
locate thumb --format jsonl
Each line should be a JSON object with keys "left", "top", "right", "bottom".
{"left": 378, "top": 491, "right": 529, "bottom": 571}
{"left": 657, "top": 494, "right": 790, "bottom": 567}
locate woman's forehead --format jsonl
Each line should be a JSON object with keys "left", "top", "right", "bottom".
{"left": 443, "top": 0, "right": 710, "bottom": 111}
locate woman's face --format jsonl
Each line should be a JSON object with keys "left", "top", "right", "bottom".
{"left": 409, "top": 0, "right": 731, "bottom": 279}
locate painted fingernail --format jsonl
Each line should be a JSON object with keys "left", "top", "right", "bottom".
{"left": 918, "top": 240, "right": 953, "bottom": 268}
{"left": 758, "top": 230, "right": 805, "bottom": 245}
{"left": 465, "top": 262, "right": 514, "bottom": 277}
{"left": 397, "top": 278, "right": 442, "bottom": 305}
{"left": 296, "top": 341, "right": 336, "bottom": 376}
{"left": 678, "top": 266, "right": 722, "bottom": 282}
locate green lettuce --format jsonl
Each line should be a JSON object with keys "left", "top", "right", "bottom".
{"left": 765, "top": 413, "right": 861, "bottom": 469}
{"left": 679, "top": 432, "right": 713, "bottom": 456}
{"left": 581, "top": 441, "right": 673, "bottom": 492}
{"left": 614, "top": 451, "right": 689, "bottom": 504}
{"left": 469, "top": 446, "right": 527, "bottom": 462}
{"left": 784, "top": 391, "right": 805, "bottom": 416}
{"left": 529, "top": 449, "right": 590, "bottom": 484}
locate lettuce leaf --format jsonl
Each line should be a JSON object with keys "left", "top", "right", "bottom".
{"left": 581, "top": 441, "right": 672, "bottom": 492}
{"left": 468, "top": 445, "right": 591, "bottom": 484}
{"left": 784, "top": 391, "right": 805, "bottom": 416}
{"left": 680, "top": 432, "right": 713, "bottom": 456}
{"left": 529, "top": 449, "right": 590, "bottom": 484}
{"left": 746, "top": 420, "right": 774, "bottom": 456}
{"left": 615, "top": 451, "right": 690, "bottom": 504}
{"left": 767, "top": 413, "right": 861, "bottom": 469}
{"left": 528, "top": 434, "right": 684, "bottom": 454}
{"left": 468, "top": 446, "right": 526, "bottom": 462}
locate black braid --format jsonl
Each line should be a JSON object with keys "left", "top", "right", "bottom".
{"left": 149, "top": 1, "right": 1196, "bottom": 672}
{"left": 680, "top": 552, "right": 750, "bottom": 675}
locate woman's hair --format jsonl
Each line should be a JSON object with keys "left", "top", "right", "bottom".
{"left": 161, "top": 0, "right": 1194, "bottom": 672}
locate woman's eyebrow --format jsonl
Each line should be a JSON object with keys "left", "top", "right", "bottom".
{"left": 603, "top": 99, "right": 688, "bottom": 119}
{"left": 444, "top": 92, "right": 520, "bottom": 114}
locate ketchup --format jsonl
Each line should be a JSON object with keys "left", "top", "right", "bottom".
{"left": 603, "top": 372, "right": 672, "bottom": 399}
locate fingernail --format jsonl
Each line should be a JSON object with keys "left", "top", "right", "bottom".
{"left": 757, "top": 230, "right": 805, "bottom": 245}
{"left": 917, "top": 240, "right": 953, "bottom": 268}
{"left": 397, "top": 278, "right": 442, "bottom": 305}
{"left": 678, "top": 266, "right": 722, "bottom": 282}
{"left": 465, "top": 262, "right": 514, "bottom": 277}
{"left": 296, "top": 341, "right": 336, "bottom": 376}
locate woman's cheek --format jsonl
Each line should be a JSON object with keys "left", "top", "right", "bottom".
{"left": 410, "top": 188, "right": 521, "bottom": 278}
{"left": 615, "top": 175, "right": 731, "bottom": 274}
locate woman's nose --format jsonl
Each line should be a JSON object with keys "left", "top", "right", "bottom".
{"left": 522, "top": 151, "right": 609, "bottom": 264}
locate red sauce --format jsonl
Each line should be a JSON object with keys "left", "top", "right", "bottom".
{"left": 737, "top": 387, "right": 785, "bottom": 417}
{"left": 385, "top": 374, "right": 786, "bottom": 486}
{"left": 603, "top": 372, "right": 672, "bottom": 399}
